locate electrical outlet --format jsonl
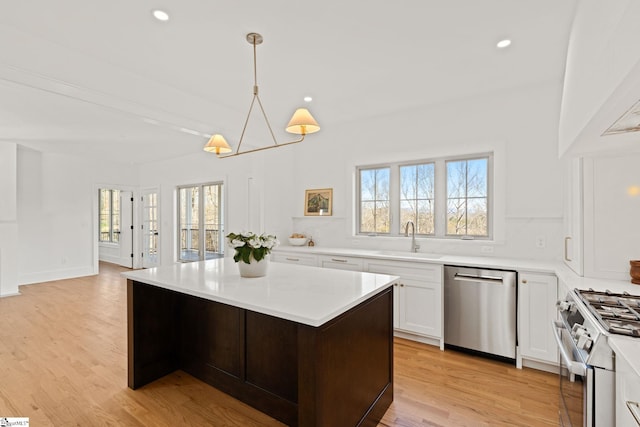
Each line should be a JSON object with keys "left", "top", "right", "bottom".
{"left": 481, "top": 246, "right": 494, "bottom": 254}
{"left": 535, "top": 235, "right": 546, "bottom": 248}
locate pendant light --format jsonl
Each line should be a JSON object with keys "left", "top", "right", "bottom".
{"left": 204, "top": 33, "right": 320, "bottom": 158}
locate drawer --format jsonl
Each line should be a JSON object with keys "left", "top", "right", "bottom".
{"left": 271, "top": 252, "right": 317, "bottom": 267}
{"left": 366, "top": 259, "right": 442, "bottom": 283}
{"left": 318, "top": 255, "right": 364, "bottom": 271}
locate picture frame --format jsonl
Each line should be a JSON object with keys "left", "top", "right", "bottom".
{"left": 304, "top": 188, "right": 333, "bottom": 216}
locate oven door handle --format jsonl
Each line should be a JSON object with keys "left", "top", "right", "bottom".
{"left": 551, "top": 320, "right": 587, "bottom": 376}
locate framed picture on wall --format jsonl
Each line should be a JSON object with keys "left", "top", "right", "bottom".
{"left": 304, "top": 188, "right": 333, "bottom": 216}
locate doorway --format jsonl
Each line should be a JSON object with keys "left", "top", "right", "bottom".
{"left": 177, "top": 182, "right": 224, "bottom": 262}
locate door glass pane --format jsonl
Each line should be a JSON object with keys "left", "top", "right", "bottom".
{"left": 203, "top": 184, "right": 222, "bottom": 260}
{"left": 179, "top": 187, "right": 200, "bottom": 261}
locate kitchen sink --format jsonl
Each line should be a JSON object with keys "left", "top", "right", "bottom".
{"left": 374, "top": 250, "right": 442, "bottom": 260}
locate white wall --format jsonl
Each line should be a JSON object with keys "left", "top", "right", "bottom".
{"left": 0, "top": 142, "right": 19, "bottom": 296}
{"left": 138, "top": 148, "right": 295, "bottom": 266}
{"left": 287, "top": 81, "right": 564, "bottom": 260}
{"left": 16, "top": 147, "right": 139, "bottom": 284}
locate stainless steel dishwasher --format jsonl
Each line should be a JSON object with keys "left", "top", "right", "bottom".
{"left": 444, "top": 266, "right": 517, "bottom": 360}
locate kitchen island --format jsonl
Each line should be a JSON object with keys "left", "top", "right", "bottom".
{"left": 122, "top": 258, "right": 397, "bottom": 427}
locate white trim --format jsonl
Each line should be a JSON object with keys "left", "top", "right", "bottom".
{"left": 19, "top": 266, "right": 96, "bottom": 286}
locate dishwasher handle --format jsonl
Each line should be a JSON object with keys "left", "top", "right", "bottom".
{"left": 453, "top": 272, "right": 504, "bottom": 284}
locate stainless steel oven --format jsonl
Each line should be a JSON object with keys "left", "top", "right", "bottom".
{"left": 553, "top": 290, "right": 616, "bottom": 427}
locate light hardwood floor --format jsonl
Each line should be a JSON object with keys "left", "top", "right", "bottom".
{"left": 0, "top": 262, "right": 559, "bottom": 426}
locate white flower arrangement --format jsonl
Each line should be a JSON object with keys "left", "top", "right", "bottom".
{"left": 226, "top": 231, "right": 279, "bottom": 263}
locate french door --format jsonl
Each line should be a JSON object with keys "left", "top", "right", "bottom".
{"left": 177, "top": 182, "right": 224, "bottom": 262}
{"left": 141, "top": 189, "right": 159, "bottom": 268}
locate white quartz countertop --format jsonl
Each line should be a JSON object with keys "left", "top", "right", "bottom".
{"left": 610, "top": 337, "right": 640, "bottom": 378}
{"left": 122, "top": 258, "right": 397, "bottom": 327}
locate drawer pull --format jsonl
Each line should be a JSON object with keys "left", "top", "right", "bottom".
{"left": 331, "top": 258, "right": 348, "bottom": 263}
{"left": 285, "top": 257, "right": 299, "bottom": 262}
{"left": 627, "top": 401, "right": 640, "bottom": 426}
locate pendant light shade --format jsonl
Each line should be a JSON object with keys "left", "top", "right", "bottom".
{"left": 286, "top": 108, "right": 320, "bottom": 135}
{"left": 203, "top": 134, "right": 232, "bottom": 154}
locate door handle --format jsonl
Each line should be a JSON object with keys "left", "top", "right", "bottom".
{"left": 564, "top": 236, "right": 572, "bottom": 262}
{"left": 453, "top": 273, "right": 503, "bottom": 284}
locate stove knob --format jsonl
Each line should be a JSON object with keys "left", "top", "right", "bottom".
{"left": 577, "top": 334, "right": 592, "bottom": 351}
{"left": 557, "top": 300, "right": 573, "bottom": 312}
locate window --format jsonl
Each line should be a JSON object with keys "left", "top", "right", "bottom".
{"left": 356, "top": 154, "right": 491, "bottom": 238}
{"left": 99, "top": 189, "right": 120, "bottom": 243}
{"left": 177, "top": 182, "right": 224, "bottom": 262}
{"left": 359, "top": 167, "right": 390, "bottom": 234}
{"left": 446, "top": 158, "right": 488, "bottom": 237}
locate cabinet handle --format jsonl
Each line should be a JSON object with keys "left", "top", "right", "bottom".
{"left": 331, "top": 258, "right": 348, "bottom": 263}
{"left": 564, "top": 236, "right": 572, "bottom": 262}
{"left": 285, "top": 257, "right": 299, "bottom": 262}
{"left": 400, "top": 283, "right": 405, "bottom": 287}
{"left": 394, "top": 283, "right": 398, "bottom": 287}
{"left": 627, "top": 401, "right": 640, "bottom": 426}
{"left": 522, "top": 279, "right": 527, "bottom": 284}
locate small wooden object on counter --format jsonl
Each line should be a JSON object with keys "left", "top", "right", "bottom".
{"left": 630, "top": 260, "right": 640, "bottom": 285}
{"left": 307, "top": 236, "right": 315, "bottom": 247}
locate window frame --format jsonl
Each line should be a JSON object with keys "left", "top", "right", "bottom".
{"left": 355, "top": 153, "right": 493, "bottom": 239}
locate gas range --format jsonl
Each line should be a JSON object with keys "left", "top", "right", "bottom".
{"left": 576, "top": 289, "right": 640, "bottom": 337}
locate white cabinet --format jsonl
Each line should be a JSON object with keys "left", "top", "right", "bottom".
{"left": 518, "top": 272, "right": 558, "bottom": 367}
{"left": 366, "top": 259, "right": 443, "bottom": 347}
{"left": 562, "top": 157, "right": 583, "bottom": 276}
{"left": 318, "top": 255, "right": 364, "bottom": 271}
{"left": 271, "top": 251, "right": 318, "bottom": 267}
{"left": 615, "top": 346, "right": 640, "bottom": 427}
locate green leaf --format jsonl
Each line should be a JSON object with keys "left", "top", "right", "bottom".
{"left": 254, "top": 247, "right": 265, "bottom": 261}
{"left": 241, "top": 247, "right": 251, "bottom": 264}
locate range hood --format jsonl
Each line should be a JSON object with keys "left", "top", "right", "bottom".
{"left": 602, "top": 99, "right": 640, "bottom": 135}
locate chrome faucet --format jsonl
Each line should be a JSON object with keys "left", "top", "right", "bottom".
{"left": 404, "top": 221, "right": 420, "bottom": 253}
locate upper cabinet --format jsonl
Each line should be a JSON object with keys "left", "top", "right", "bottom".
{"left": 559, "top": 1, "right": 640, "bottom": 157}
{"left": 562, "top": 157, "right": 583, "bottom": 275}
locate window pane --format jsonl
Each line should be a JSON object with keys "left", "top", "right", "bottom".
{"left": 203, "top": 184, "right": 221, "bottom": 259}
{"left": 375, "top": 201, "right": 390, "bottom": 233}
{"left": 417, "top": 200, "right": 435, "bottom": 234}
{"left": 447, "top": 161, "right": 467, "bottom": 199}
{"left": 417, "top": 163, "right": 435, "bottom": 199}
{"left": 467, "top": 198, "right": 488, "bottom": 236}
{"left": 400, "top": 166, "right": 417, "bottom": 200}
{"left": 375, "top": 168, "right": 390, "bottom": 200}
{"left": 179, "top": 187, "right": 200, "bottom": 261}
{"left": 360, "top": 201, "right": 376, "bottom": 233}
{"left": 360, "top": 169, "right": 377, "bottom": 201}
{"left": 400, "top": 200, "right": 416, "bottom": 227}
{"left": 447, "top": 198, "right": 467, "bottom": 235}
{"left": 99, "top": 189, "right": 110, "bottom": 242}
{"left": 112, "top": 190, "right": 120, "bottom": 243}
{"left": 467, "top": 158, "right": 488, "bottom": 198}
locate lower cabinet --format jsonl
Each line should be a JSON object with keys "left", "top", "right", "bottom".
{"left": 518, "top": 271, "right": 558, "bottom": 367}
{"left": 318, "top": 255, "right": 364, "bottom": 271}
{"left": 615, "top": 347, "right": 640, "bottom": 427}
{"left": 366, "top": 259, "right": 443, "bottom": 346}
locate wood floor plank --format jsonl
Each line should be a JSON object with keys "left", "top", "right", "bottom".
{"left": 0, "top": 262, "right": 559, "bottom": 426}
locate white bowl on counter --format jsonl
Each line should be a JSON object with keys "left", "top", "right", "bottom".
{"left": 288, "top": 237, "right": 308, "bottom": 246}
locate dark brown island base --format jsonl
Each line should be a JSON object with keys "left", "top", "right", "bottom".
{"left": 125, "top": 259, "right": 396, "bottom": 427}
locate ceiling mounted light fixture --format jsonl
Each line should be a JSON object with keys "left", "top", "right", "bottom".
{"left": 204, "top": 32, "right": 320, "bottom": 158}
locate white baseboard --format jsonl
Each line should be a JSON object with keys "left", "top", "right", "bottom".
{"left": 19, "top": 266, "right": 96, "bottom": 286}
{"left": 0, "top": 291, "right": 21, "bottom": 298}
{"left": 394, "top": 330, "right": 441, "bottom": 348}
{"left": 522, "top": 357, "right": 558, "bottom": 374}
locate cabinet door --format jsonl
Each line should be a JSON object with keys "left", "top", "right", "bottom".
{"left": 398, "top": 279, "right": 441, "bottom": 338}
{"left": 318, "top": 255, "right": 363, "bottom": 271}
{"left": 562, "top": 157, "right": 583, "bottom": 275}
{"left": 518, "top": 272, "right": 558, "bottom": 364}
{"left": 271, "top": 252, "right": 317, "bottom": 267}
{"left": 366, "top": 260, "right": 443, "bottom": 339}
{"left": 616, "top": 351, "right": 640, "bottom": 427}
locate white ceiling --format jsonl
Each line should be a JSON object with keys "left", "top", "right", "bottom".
{"left": 0, "top": 0, "right": 577, "bottom": 164}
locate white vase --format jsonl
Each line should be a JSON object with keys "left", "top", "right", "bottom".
{"left": 237, "top": 254, "right": 269, "bottom": 278}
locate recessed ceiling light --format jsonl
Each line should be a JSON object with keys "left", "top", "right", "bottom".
{"left": 496, "top": 39, "right": 511, "bottom": 49}
{"left": 152, "top": 10, "right": 170, "bottom": 22}
{"left": 304, "top": 96, "right": 313, "bottom": 102}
